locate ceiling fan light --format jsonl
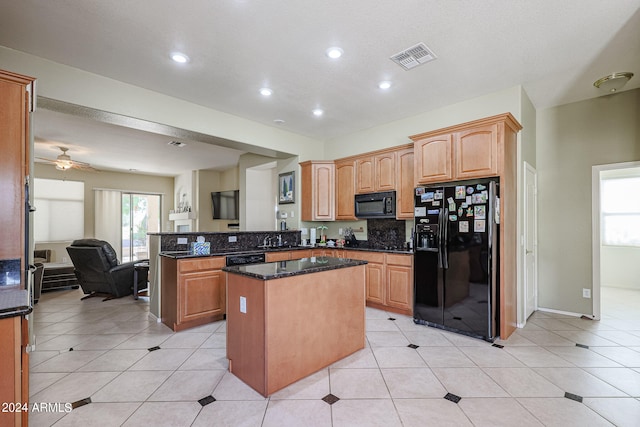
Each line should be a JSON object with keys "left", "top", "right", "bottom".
{"left": 55, "top": 161, "right": 72, "bottom": 171}
{"left": 593, "top": 72, "right": 634, "bottom": 92}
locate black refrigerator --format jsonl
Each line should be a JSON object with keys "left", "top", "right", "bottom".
{"left": 413, "top": 178, "right": 499, "bottom": 342}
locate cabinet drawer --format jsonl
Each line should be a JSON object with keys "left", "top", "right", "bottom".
{"left": 345, "top": 250, "right": 385, "bottom": 263}
{"left": 179, "top": 257, "right": 225, "bottom": 273}
{"left": 265, "top": 251, "right": 291, "bottom": 262}
{"left": 386, "top": 254, "right": 413, "bottom": 267}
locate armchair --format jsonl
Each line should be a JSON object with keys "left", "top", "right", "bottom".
{"left": 66, "top": 239, "right": 148, "bottom": 300}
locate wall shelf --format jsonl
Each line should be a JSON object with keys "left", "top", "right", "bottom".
{"left": 169, "top": 212, "right": 196, "bottom": 221}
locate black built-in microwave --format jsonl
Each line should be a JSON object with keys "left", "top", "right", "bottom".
{"left": 354, "top": 191, "right": 396, "bottom": 218}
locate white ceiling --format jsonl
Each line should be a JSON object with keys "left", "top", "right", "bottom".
{"left": 1, "top": 0, "right": 639, "bottom": 176}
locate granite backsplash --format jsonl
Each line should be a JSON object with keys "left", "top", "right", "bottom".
{"left": 365, "top": 218, "right": 407, "bottom": 250}
{"left": 159, "top": 230, "right": 301, "bottom": 252}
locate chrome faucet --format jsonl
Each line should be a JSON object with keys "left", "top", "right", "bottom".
{"left": 263, "top": 236, "right": 271, "bottom": 247}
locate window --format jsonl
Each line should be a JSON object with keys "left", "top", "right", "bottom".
{"left": 601, "top": 177, "right": 640, "bottom": 247}
{"left": 34, "top": 178, "right": 84, "bottom": 242}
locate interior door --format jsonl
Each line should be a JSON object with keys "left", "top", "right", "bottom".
{"left": 524, "top": 163, "right": 538, "bottom": 319}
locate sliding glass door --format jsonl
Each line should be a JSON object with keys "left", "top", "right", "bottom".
{"left": 121, "top": 193, "right": 161, "bottom": 262}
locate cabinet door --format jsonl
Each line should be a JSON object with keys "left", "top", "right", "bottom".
{"left": 292, "top": 249, "right": 312, "bottom": 259}
{"left": 375, "top": 152, "right": 396, "bottom": 191}
{"left": 0, "top": 72, "right": 33, "bottom": 266}
{"left": 366, "top": 262, "right": 385, "bottom": 305}
{"left": 455, "top": 124, "right": 498, "bottom": 179}
{"left": 414, "top": 134, "right": 453, "bottom": 184}
{"left": 355, "top": 157, "right": 375, "bottom": 194}
{"left": 179, "top": 270, "right": 225, "bottom": 323}
{"left": 395, "top": 148, "right": 414, "bottom": 219}
{"left": 300, "top": 161, "right": 335, "bottom": 221}
{"left": 386, "top": 265, "right": 412, "bottom": 310}
{"left": 335, "top": 160, "right": 356, "bottom": 220}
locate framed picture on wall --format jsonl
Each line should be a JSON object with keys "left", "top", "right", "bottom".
{"left": 278, "top": 171, "right": 295, "bottom": 204}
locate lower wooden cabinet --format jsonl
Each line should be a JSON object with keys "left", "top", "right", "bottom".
{"left": 161, "top": 256, "right": 226, "bottom": 331}
{"left": 345, "top": 251, "right": 412, "bottom": 315}
{"left": 0, "top": 315, "right": 28, "bottom": 427}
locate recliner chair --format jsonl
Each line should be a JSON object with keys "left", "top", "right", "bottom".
{"left": 66, "top": 239, "right": 148, "bottom": 300}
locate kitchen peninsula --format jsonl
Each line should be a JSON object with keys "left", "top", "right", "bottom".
{"left": 224, "top": 257, "right": 366, "bottom": 397}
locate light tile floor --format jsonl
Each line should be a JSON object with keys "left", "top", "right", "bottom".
{"left": 27, "top": 286, "right": 640, "bottom": 426}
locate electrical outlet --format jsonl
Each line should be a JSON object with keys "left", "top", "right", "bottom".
{"left": 240, "top": 296, "right": 247, "bottom": 313}
{"left": 582, "top": 288, "right": 591, "bottom": 298}
{"left": 290, "top": 211, "right": 295, "bottom": 218}
{"left": 177, "top": 237, "right": 188, "bottom": 245}
{"left": 228, "top": 235, "right": 237, "bottom": 243}
{"left": 339, "top": 228, "right": 343, "bottom": 235}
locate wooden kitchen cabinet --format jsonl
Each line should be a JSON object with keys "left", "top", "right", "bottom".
{"left": 412, "top": 133, "right": 453, "bottom": 184}
{"left": 345, "top": 250, "right": 413, "bottom": 315}
{"left": 335, "top": 159, "right": 356, "bottom": 220}
{"left": 300, "top": 161, "right": 335, "bottom": 221}
{"left": 411, "top": 114, "right": 518, "bottom": 185}
{"left": 355, "top": 152, "right": 396, "bottom": 194}
{"left": 265, "top": 251, "right": 292, "bottom": 262}
{"left": 0, "top": 316, "right": 29, "bottom": 427}
{"left": 385, "top": 254, "right": 413, "bottom": 313}
{"left": 395, "top": 147, "right": 415, "bottom": 219}
{"left": 161, "top": 256, "right": 226, "bottom": 331}
{"left": 0, "top": 70, "right": 34, "bottom": 268}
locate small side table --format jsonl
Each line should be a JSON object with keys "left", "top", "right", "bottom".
{"left": 133, "top": 261, "right": 150, "bottom": 300}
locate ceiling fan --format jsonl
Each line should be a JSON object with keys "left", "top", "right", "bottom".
{"left": 37, "top": 146, "right": 98, "bottom": 172}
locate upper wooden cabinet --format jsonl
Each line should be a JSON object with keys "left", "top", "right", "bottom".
{"left": 355, "top": 152, "right": 396, "bottom": 194}
{"left": 335, "top": 159, "right": 356, "bottom": 220}
{"left": 300, "top": 161, "right": 335, "bottom": 221}
{"left": 0, "top": 70, "right": 35, "bottom": 268}
{"left": 395, "top": 148, "right": 414, "bottom": 219}
{"left": 411, "top": 113, "right": 521, "bottom": 185}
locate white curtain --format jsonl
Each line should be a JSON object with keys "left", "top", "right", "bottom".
{"left": 94, "top": 189, "right": 122, "bottom": 260}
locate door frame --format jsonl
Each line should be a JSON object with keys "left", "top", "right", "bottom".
{"left": 591, "top": 160, "right": 640, "bottom": 321}
{"left": 523, "top": 162, "right": 538, "bottom": 322}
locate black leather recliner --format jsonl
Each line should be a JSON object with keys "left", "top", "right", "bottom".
{"left": 66, "top": 239, "right": 148, "bottom": 300}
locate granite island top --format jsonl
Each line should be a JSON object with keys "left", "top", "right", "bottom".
{"left": 0, "top": 270, "right": 32, "bottom": 321}
{"left": 223, "top": 257, "right": 367, "bottom": 281}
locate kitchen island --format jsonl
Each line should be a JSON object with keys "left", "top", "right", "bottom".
{"left": 224, "top": 256, "right": 367, "bottom": 397}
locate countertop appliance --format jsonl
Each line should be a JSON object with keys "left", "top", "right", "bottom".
{"left": 354, "top": 191, "right": 396, "bottom": 219}
{"left": 225, "top": 253, "right": 266, "bottom": 266}
{"left": 413, "top": 178, "right": 499, "bottom": 341}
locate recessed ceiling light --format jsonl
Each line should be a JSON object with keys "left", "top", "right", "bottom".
{"left": 378, "top": 81, "right": 392, "bottom": 90}
{"left": 168, "top": 141, "right": 186, "bottom": 148}
{"left": 273, "top": 119, "right": 285, "bottom": 125}
{"left": 325, "top": 47, "right": 344, "bottom": 59}
{"left": 312, "top": 108, "right": 324, "bottom": 117}
{"left": 260, "top": 88, "right": 273, "bottom": 96}
{"left": 171, "top": 52, "right": 190, "bottom": 63}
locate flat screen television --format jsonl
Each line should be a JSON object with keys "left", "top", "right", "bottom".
{"left": 211, "top": 190, "right": 239, "bottom": 220}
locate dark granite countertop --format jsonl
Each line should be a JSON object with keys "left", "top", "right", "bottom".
{"left": 223, "top": 257, "right": 367, "bottom": 280}
{"left": 0, "top": 286, "right": 32, "bottom": 319}
{"left": 160, "top": 245, "right": 412, "bottom": 259}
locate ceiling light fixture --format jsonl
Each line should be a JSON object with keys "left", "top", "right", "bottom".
{"left": 312, "top": 108, "right": 324, "bottom": 117}
{"left": 325, "top": 47, "right": 344, "bottom": 59}
{"left": 54, "top": 147, "right": 73, "bottom": 171}
{"left": 378, "top": 81, "right": 392, "bottom": 90}
{"left": 593, "top": 72, "right": 634, "bottom": 92}
{"left": 260, "top": 88, "right": 273, "bottom": 96}
{"left": 170, "top": 52, "right": 190, "bottom": 63}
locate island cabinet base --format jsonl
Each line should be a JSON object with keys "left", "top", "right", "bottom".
{"left": 226, "top": 264, "right": 366, "bottom": 397}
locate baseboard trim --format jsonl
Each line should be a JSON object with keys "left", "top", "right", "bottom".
{"left": 537, "top": 306, "right": 595, "bottom": 319}
{"left": 148, "top": 312, "right": 161, "bottom": 323}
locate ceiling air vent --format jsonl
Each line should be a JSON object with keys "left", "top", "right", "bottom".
{"left": 168, "top": 141, "right": 186, "bottom": 148}
{"left": 390, "top": 42, "right": 437, "bottom": 70}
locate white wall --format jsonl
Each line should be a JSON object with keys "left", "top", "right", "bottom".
{"left": 601, "top": 246, "right": 640, "bottom": 290}
{"left": 245, "top": 168, "right": 276, "bottom": 231}
{"left": 536, "top": 88, "right": 640, "bottom": 315}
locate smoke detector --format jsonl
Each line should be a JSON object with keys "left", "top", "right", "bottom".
{"left": 390, "top": 42, "right": 437, "bottom": 70}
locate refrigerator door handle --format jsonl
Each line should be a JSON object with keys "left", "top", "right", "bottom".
{"left": 442, "top": 208, "right": 449, "bottom": 269}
